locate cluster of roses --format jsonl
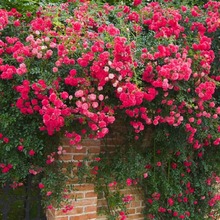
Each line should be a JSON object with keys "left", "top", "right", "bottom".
{"left": 0, "top": 163, "right": 13, "bottom": 173}
{"left": 1, "top": 1, "right": 219, "bottom": 139}
{"left": 0, "top": 9, "right": 8, "bottom": 31}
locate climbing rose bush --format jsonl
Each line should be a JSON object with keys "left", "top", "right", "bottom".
{"left": 0, "top": 0, "right": 220, "bottom": 218}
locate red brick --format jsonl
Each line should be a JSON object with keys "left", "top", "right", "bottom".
{"left": 74, "top": 198, "right": 97, "bottom": 206}
{"left": 85, "top": 191, "right": 97, "bottom": 198}
{"left": 86, "top": 213, "right": 97, "bottom": 219}
{"left": 69, "top": 216, "right": 84, "bottom": 220}
{"left": 84, "top": 205, "right": 97, "bottom": 213}
{"left": 127, "top": 208, "right": 135, "bottom": 214}
{"left": 73, "top": 155, "right": 87, "bottom": 161}
{"left": 73, "top": 147, "right": 87, "bottom": 153}
{"left": 59, "top": 154, "right": 73, "bottom": 161}
{"left": 62, "top": 146, "right": 72, "bottom": 153}
{"left": 130, "top": 201, "right": 141, "bottom": 208}
{"left": 81, "top": 139, "right": 101, "bottom": 147}
{"left": 63, "top": 146, "right": 87, "bottom": 154}
{"left": 126, "top": 214, "right": 144, "bottom": 219}
{"left": 70, "top": 192, "right": 85, "bottom": 199}
{"left": 54, "top": 207, "right": 83, "bottom": 216}
{"left": 74, "top": 184, "right": 95, "bottom": 191}
{"left": 88, "top": 147, "right": 101, "bottom": 154}
{"left": 69, "top": 213, "right": 97, "bottom": 220}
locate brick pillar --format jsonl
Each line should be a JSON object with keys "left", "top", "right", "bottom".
{"left": 46, "top": 138, "right": 101, "bottom": 220}
{"left": 46, "top": 120, "right": 150, "bottom": 219}
{"left": 121, "top": 187, "right": 145, "bottom": 220}
{"left": 46, "top": 184, "right": 97, "bottom": 220}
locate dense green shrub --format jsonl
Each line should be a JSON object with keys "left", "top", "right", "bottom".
{"left": 0, "top": 0, "right": 66, "bottom": 14}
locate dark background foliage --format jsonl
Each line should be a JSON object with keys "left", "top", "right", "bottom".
{"left": 0, "top": 0, "right": 209, "bottom": 15}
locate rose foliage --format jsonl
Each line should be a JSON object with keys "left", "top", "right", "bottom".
{"left": 0, "top": 0, "right": 220, "bottom": 218}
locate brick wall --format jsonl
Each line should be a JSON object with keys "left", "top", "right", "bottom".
{"left": 97, "top": 187, "right": 145, "bottom": 220}
{"left": 47, "top": 184, "right": 98, "bottom": 220}
{"left": 47, "top": 125, "right": 146, "bottom": 219}
{"left": 46, "top": 138, "right": 101, "bottom": 220}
